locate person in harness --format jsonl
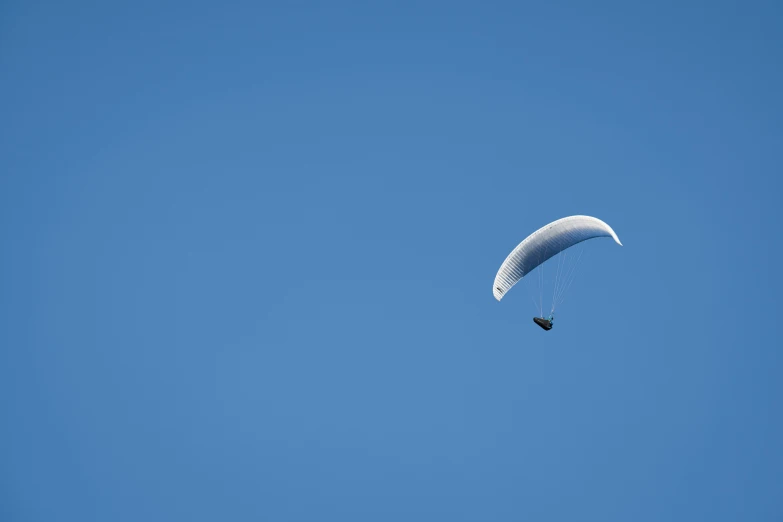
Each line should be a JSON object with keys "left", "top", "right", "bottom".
{"left": 533, "top": 313, "right": 554, "bottom": 331}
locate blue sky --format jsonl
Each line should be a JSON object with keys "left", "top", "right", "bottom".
{"left": 2, "top": 1, "right": 782, "bottom": 520}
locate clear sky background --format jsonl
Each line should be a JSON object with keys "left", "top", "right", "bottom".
{"left": 2, "top": 1, "right": 782, "bottom": 521}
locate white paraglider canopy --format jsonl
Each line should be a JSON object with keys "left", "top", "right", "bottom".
{"left": 493, "top": 215, "right": 622, "bottom": 306}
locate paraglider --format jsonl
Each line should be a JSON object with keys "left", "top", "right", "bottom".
{"left": 493, "top": 215, "right": 622, "bottom": 331}
{"left": 533, "top": 315, "right": 554, "bottom": 331}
